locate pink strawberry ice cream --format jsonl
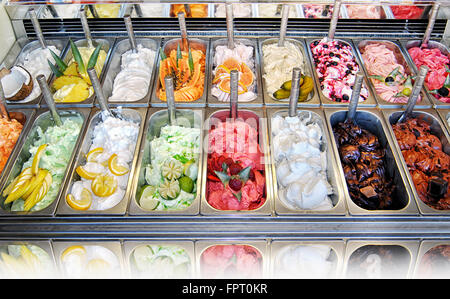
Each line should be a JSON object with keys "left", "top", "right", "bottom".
{"left": 361, "top": 42, "right": 420, "bottom": 104}
{"left": 408, "top": 46, "right": 450, "bottom": 103}
{"left": 302, "top": 4, "right": 334, "bottom": 18}
{"left": 310, "top": 38, "right": 369, "bottom": 102}
{"left": 206, "top": 119, "right": 266, "bottom": 211}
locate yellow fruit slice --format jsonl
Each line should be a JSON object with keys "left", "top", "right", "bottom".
{"left": 66, "top": 188, "right": 92, "bottom": 211}
{"left": 108, "top": 154, "right": 129, "bottom": 176}
{"left": 20, "top": 245, "right": 40, "bottom": 271}
{"left": 4, "top": 168, "right": 33, "bottom": 204}
{"left": 86, "top": 258, "right": 110, "bottom": 274}
{"left": 23, "top": 172, "right": 52, "bottom": 212}
{"left": 91, "top": 174, "right": 117, "bottom": 197}
{"left": 22, "top": 169, "right": 49, "bottom": 200}
{"left": 76, "top": 165, "right": 100, "bottom": 180}
{"left": 61, "top": 245, "right": 87, "bottom": 263}
{"left": 2, "top": 176, "right": 18, "bottom": 197}
{"left": 86, "top": 147, "right": 104, "bottom": 163}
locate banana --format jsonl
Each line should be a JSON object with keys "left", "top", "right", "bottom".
{"left": 273, "top": 89, "right": 290, "bottom": 100}
{"left": 298, "top": 76, "right": 314, "bottom": 102}
{"left": 273, "top": 76, "right": 314, "bottom": 101}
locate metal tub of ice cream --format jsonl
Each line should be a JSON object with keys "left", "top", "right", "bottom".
{"left": 123, "top": 240, "right": 195, "bottom": 279}
{"left": 46, "top": 38, "right": 114, "bottom": 108}
{"left": 267, "top": 108, "right": 346, "bottom": 215}
{"left": 195, "top": 239, "right": 269, "bottom": 279}
{"left": 200, "top": 108, "right": 273, "bottom": 216}
{"left": 343, "top": 4, "right": 391, "bottom": 19}
{"left": 436, "top": 108, "right": 450, "bottom": 134}
{"left": 38, "top": 4, "right": 81, "bottom": 19}
{"left": 53, "top": 240, "right": 124, "bottom": 279}
{"left": 260, "top": 38, "right": 320, "bottom": 107}
{"left": 382, "top": 109, "right": 450, "bottom": 215}
{"left": 299, "top": 3, "right": 347, "bottom": 19}
{"left": 325, "top": 108, "right": 418, "bottom": 215}
{"left": 0, "top": 37, "right": 68, "bottom": 108}
{"left": 213, "top": 3, "right": 255, "bottom": 18}
{"left": 81, "top": 3, "right": 127, "bottom": 18}
{"left": 413, "top": 240, "right": 450, "bottom": 279}
{"left": 354, "top": 39, "right": 432, "bottom": 109}
{"left": 129, "top": 3, "right": 170, "bottom": 17}
{"left": 306, "top": 38, "right": 377, "bottom": 107}
{"left": 57, "top": 107, "right": 146, "bottom": 216}
{"left": 270, "top": 239, "right": 345, "bottom": 279}
{"left": 401, "top": 40, "right": 450, "bottom": 108}
{"left": 343, "top": 240, "right": 419, "bottom": 279}
{"left": 0, "top": 108, "right": 89, "bottom": 216}
{"left": 255, "top": 4, "right": 302, "bottom": 18}
{"left": 101, "top": 37, "right": 160, "bottom": 108}
{"left": 0, "top": 109, "right": 36, "bottom": 189}
{"left": 150, "top": 38, "right": 209, "bottom": 108}
{"left": 208, "top": 38, "right": 263, "bottom": 107}
{"left": 129, "top": 108, "right": 203, "bottom": 216}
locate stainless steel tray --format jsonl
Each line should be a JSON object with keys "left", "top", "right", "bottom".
{"left": 123, "top": 240, "right": 195, "bottom": 279}
{"left": 200, "top": 108, "right": 273, "bottom": 216}
{"left": 260, "top": 38, "right": 320, "bottom": 107}
{"left": 1, "top": 38, "right": 68, "bottom": 108}
{"left": 267, "top": 108, "right": 346, "bottom": 215}
{"left": 52, "top": 240, "right": 124, "bottom": 279}
{"left": 46, "top": 38, "right": 114, "bottom": 108}
{"left": 382, "top": 109, "right": 450, "bottom": 215}
{"left": 0, "top": 108, "right": 89, "bottom": 216}
{"left": 306, "top": 38, "right": 377, "bottom": 107}
{"left": 128, "top": 108, "right": 203, "bottom": 216}
{"left": 101, "top": 37, "right": 160, "bottom": 107}
{"left": 400, "top": 40, "right": 450, "bottom": 109}
{"left": 412, "top": 240, "right": 450, "bottom": 278}
{"left": 354, "top": 39, "right": 432, "bottom": 109}
{"left": 195, "top": 239, "right": 269, "bottom": 279}
{"left": 0, "top": 109, "right": 36, "bottom": 189}
{"left": 324, "top": 108, "right": 419, "bottom": 215}
{"left": 208, "top": 38, "right": 263, "bottom": 107}
{"left": 150, "top": 37, "right": 209, "bottom": 108}
{"left": 270, "top": 239, "right": 345, "bottom": 278}
{"left": 343, "top": 239, "right": 419, "bottom": 279}
{"left": 57, "top": 107, "right": 146, "bottom": 216}
{"left": 437, "top": 108, "right": 450, "bottom": 134}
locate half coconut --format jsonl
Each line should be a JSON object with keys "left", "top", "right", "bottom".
{"left": 0, "top": 66, "right": 33, "bottom": 101}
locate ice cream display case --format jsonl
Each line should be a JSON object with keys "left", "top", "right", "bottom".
{"left": 0, "top": 0, "right": 449, "bottom": 279}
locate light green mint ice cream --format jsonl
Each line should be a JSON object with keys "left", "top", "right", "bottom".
{"left": 11, "top": 115, "right": 83, "bottom": 212}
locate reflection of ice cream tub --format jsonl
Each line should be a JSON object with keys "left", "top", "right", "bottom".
{"left": 81, "top": 4, "right": 127, "bottom": 18}
{"left": 325, "top": 108, "right": 418, "bottom": 215}
{"left": 46, "top": 38, "right": 113, "bottom": 108}
{"left": 0, "top": 109, "right": 35, "bottom": 189}
{"left": 382, "top": 109, "right": 450, "bottom": 215}
{"left": 255, "top": 4, "right": 301, "bottom": 18}
{"left": 401, "top": 40, "right": 450, "bottom": 108}
{"left": 129, "top": 3, "right": 170, "bottom": 17}
{"left": 270, "top": 240, "right": 345, "bottom": 278}
{"left": 344, "top": 5, "right": 390, "bottom": 19}
{"left": 200, "top": 108, "right": 273, "bottom": 216}
{"left": 1, "top": 38, "right": 68, "bottom": 108}
{"left": 414, "top": 240, "right": 450, "bottom": 279}
{"left": 299, "top": 3, "right": 348, "bottom": 19}
{"left": 196, "top": 240, "right": 268, "bottom": 279}
{"left": 343, "top": 240, "right": 418, "bottom": 279}
{"left": 38, "top": 4, "right": 81, "bottom": 19}
{"left": 129, "top": 108, "right": 203, "bottom": 216}
{"left": 53, "top": 241, "right": 124, "bottom": 279}
{"left": 436, "top": 109, "right": 450, "bottom": 135}
{"left": 208, "top": 38, "right": 263, "bottom": 107}
{"left": 57, "top": 108, "right": 146, "bottom": 215}
{"left": 123, "top": 240, "right": 195, "bottom": 279}
{"left": 0, "top": 240, "right": 57, "bottom": 278}
{"left": 306, "top": 38, "right": 377, "bottom": 107}
{"left": 101, "top": 38, "right": 160, "bottom": 107}
{"left": 214, "top": 3, "right": 255, "bottom": 18}
{"left": 355, "top": 39, "right": 432, "bottom": 109}
{"left": 150, "top": 38, "right": 209, "bottom": 108}
{"left": 0, "top": 108, "right": 89, "bottom": 216}
{"left": 267, "top": 108, "right": 346, "bottom": 215}
{"left": 260, "top": 38, "right": 320, "bottom": 107}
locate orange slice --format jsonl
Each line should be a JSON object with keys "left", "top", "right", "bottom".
{"left": 108, "top": 154, "right": 129, "bottom": 176}
{"left": 222, "top": 58, "right": 241, "bottom": 71}
{"left": 239, "top": 63, "right": 254, "bottom": 87}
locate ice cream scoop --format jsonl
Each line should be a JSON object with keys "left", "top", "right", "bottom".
{"left": 36, "top": 74, "right": 62, "bottom": 126}
{"left": 29, "top": 8, "right": 47, "bottom": 49}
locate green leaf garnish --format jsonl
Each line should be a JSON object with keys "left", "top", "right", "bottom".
{"left": 87, "top": 44, "right": 102, "bottom": 70}
{"left": 368, "top": 75, "right": 385, "bottom": 82}
{"left": 176, "top": 43, "right": 182, "bottom": 69}
{"left": 173, "top": 154, "right": 189, "bottom": 164}
{"left": 49, "top": 49, "right": 67, "bottom": 72}
{"left": 214, "top": 170, "right": 230, "bottom": 186}
{"left": 188, "top": 47, "right": 194, "bottom": 74}
{"left": 70, "top": 39, "right": 85, "bottom": 74}
{"left": 222, "top": 162, "right": 228, "bottom": 172}
{"left": 444, "top": 74, "right": 450, "bottom": 89}
{"left": 47, "top": 59, "right": 63, "bottom": 77}
{"left": 232, "top": 191, "right": 242, "bottom": 202}
{"left": 238, "top": 166, "right": 251, "bottom": 181}
{"left": 159, "top": 48, "right": 167, "bottom": 60}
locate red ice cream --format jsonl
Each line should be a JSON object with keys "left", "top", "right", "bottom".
{"left": 390, "top": 5, "right": 424, "bottom": 19}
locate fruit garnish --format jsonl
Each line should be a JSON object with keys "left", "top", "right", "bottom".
{"left": 76, "top": 165, "right": 100, "bottom": 180}
{"left": 31, "top": 144, "right": 48, "bottom": 176}
{"left": 48, "top": 59, "right": 63, "bottom": 78}
{"left": 229, "top": 178, "right": 242, "bottom": 192}
{"left": 161, "top": 160, "right": 183, "bottom": 180}
{"left": 229, "top": 163, "right": 243, "bottom": 176}
{"left": 2, "top": 176, "right": 18, "bottom": 197}
{"left": 4, "top": 167, "right": 33, "bottom": 204}
{"left": 61, "top": 245, "right": 86, "bottom": 263}
{"left": 179, "top": 176, "right": 194, "bottom": 193}
{"left": 66, "top": 188, "right": 92, "bottom": 211}
{"left": 86, "top": 44, "right": 102, "bottom": 70}
{"left": 23, "top": 172, "right": 52, "bottom": 212}
{"left": 91, "top": 174, "right": 117, "bottom": 197}
{"left": 139, "top": 185, "right": 159, "bottom": 210}
{"left": 108, "top": 154, "right": 129, "bottom": 176}
{"left": 86, "top": 258, "right": 110, "bottom": 273}
{"left": 70, "top": 39, "right": 85, "bottom": 74}
{"left": 19, "top": 245, "right": 40, "bottom": 270}
{"left": 159, "top": 179, "right": 180, "bottom": 200}
{"left": 22, "top": 169, "right": 49, "bottom": 200}
{"left": 86, "top": 147, "right": 104, "bottom": 163}
{"left": 49, "top": 48, "right": 67, "bottom": 72}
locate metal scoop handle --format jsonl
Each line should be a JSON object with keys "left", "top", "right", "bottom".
{"left": 37, "top": 75, "right": 62, "bottom": 126}
{"left": 87, "top": 67, "right": 111, "bottom": 116}
{"left": 288, "top": 68, "right": 302, "bottom": 117}
{"left": 346, "top": 72, "right": 364, "bottom": 122}
{"left": 230, "top": 70, "right": 239, "bottom": 120}
{"left": 226, "top": 3, "right": 235, "bottom": 50}
{"left": 29, "top": 8, "right": 47, "bottom": 49}
{"left": 327, "top": 0, "right": 341, "bottom": 42}
{"left": 398, "top": 65, "right": 429, "bottom": 123}
{"left": 165, "top": 75, "right": 177, "bottom": 125}
{"left": 124, "top": 15, "right": 137, "bottom": 53}
{"left": 80, "top": 8, "right": 94, "bottom": 48}
{"left": 422, "top": 3, "right": 440, "bottom": 46}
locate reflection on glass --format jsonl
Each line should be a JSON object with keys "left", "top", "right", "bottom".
{"left": 60, "top": 245, "right": 121, "bottom": 279}
{"left": 273, "top": 244, "right": 337, "bottom": 278}
{"left": 418, "top": 245, "right": 450, "bottom": 279}
{"left": 200, "top": 245, "right": 263, "bottom": 279}
{"left": 86, "top": 4, "right": 121, "bottom": 18}
{"left": 170, "top": 4, "right": 208, "bottom": 18}
{"left": 0, "top": 244, "right": 55, "bottom": 278}
{"left": 131, "top": 4, "right": 165, "bottom": 18}
{"left": 130, "top": 244, "right": 192, "bottom": 279}
{"left": 346, "top": 245, "right": 410, "bottom": 279}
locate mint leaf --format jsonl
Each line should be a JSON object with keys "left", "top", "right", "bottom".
{"left": 232, "top": 191, "right": 242, "bottom": 202}
{"left": 173, "top": 154, "right": 189, "bottom": 164}
{"left": 214, "top": 170, "right": 230, "bottom": 186}
{"left": 222, "top": 162, "right": 228, "bottom": 172}
{"left": 238, "top": 166, "right": 251, "bottom": 181}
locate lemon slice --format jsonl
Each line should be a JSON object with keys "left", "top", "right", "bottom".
{"left": 86, "top": 147, "right": 104, "bottom": 163}
{"left": 32, "top": 144, "right": 48, "bottom": 176}
{"left": 86, "top": 258, "right": 110, "bottom": 274}
{"left": 92, "top": 174, "right": 117, "bottom": 197}
{"left": 108, "top": 154, "right": 129, "bottom": 176}
{"left": 61, "top": 245, "right": 87, "bottom": 263}
{"left": 66, "top": 188, "right": 92, "bottom": 211}
{"left": 76, "top": 165, "right": 100, "bottom": 180}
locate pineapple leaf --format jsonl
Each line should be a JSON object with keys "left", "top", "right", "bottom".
{"left": 159, "top": 48, "right": 167, "bottom": 60}
{"left": 70, "top": 39, "right": 85, "bottom": 74}
{"left": 188, "top": 47, "right": 194, "bottom": 74}
{"left": 49, "top": 49, "right": 67, "bottom": 72}
{"left": 176, "top": 43, "right": 182, "bottom": 69}
{"left": 47, "top": 59, "right": 63, "bottom": 77}
{"left": 87, "top": 44, "right": 102, "bottom": 70}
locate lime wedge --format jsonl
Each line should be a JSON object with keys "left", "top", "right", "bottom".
{"left": 139, "top": 185, "right": 159, "bottom": 210}
{"left": 179, "top": 176, "right": 194, "bottom": 193}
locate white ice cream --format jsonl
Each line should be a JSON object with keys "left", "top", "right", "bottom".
{"left": 262, "top": 40, "right": 305, "bottom": 95}
{"left": 258, "top": 4, "right": 297, "bottom": 17}
{"left": 271, "top": 113, "right": 333, "bottom": 210}
{"left": 215, "top": 4, "right": 252, "bottom": 17}
{"left": 109, "top": 44, "right": 156, "bottom": 102}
